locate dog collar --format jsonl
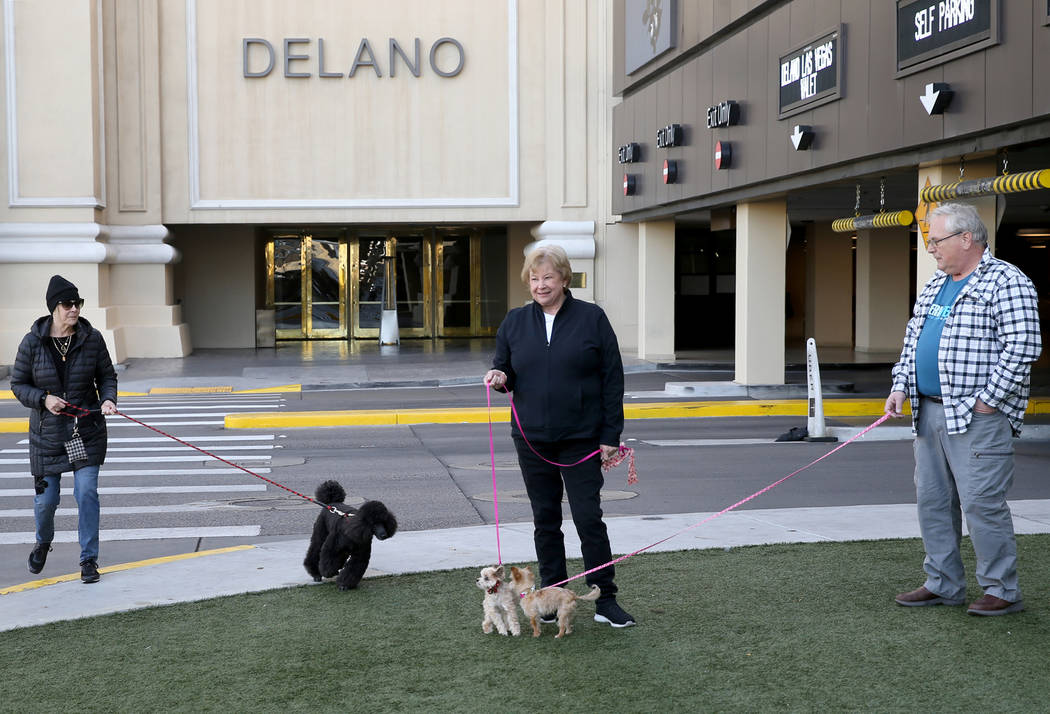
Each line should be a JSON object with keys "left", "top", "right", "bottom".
{"left": 487, "top": 582, "right": 500, "bottom": 594}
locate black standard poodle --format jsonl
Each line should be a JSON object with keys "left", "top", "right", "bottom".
{"left": 303, "top": 480, "right": 398, "bottom": 590}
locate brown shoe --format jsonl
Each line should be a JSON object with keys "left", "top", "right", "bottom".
{"left": 967, "top": 594, "right": 1024, "bottom": 616}
{"left": 895, "top": 586, "right": 964, "bottom": 607}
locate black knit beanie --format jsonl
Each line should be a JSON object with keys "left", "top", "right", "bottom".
{"left": 46, "top": 275, "right": 80, "bottom": 314}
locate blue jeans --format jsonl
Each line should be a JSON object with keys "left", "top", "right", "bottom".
{"left": 34, "top": 465, "right": 100, "bottom": 563}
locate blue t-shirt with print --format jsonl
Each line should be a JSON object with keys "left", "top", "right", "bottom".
{"left": 915, "top": 273, "right": 972, "bottom": 397}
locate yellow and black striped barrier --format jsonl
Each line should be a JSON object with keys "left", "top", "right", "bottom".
{"left": 832, "top": 210, "right": 914, "bottom": 233}
{"left": 920, "top": 169, "right": 1050, "bottom": 203}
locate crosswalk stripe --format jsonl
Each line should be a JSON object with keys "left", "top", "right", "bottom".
{"left": 115, "top": 405, "right": 282, "bottom": 412}
{"left": 106, "top": 420, "right": 224, "bottom": 427}
{"left": 1, "top": 445, "right": 278, "bottom": 454}
{"left": 107, "top": 411, "right": 271, "bottom": 419}
{"left": 0, "top": 468, "right": 271, "bottom": 479}
{"left": 17, "top": 435, "right": 279, "bottom": 445}
{"left": 0, "top": 525, "right": 261, "bottom": 545}
{"left": 0, "top": 454, "right": 271, "bottom": 464}
{"left": 0, "top": 502, "right": 262, "bottom": 517}
{"left": 1, "top": 484, "right": 267, "bottom": 497}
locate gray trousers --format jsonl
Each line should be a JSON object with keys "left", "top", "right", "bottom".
{"left": 914, "top": 398, "right": 1020, "bottom": 602}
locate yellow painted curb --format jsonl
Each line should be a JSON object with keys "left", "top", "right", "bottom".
{"left": 234, "top": 384, "right": 302, "bottom": 394}
{"left": 151, "top": 386, "right": 233, "bottom": 394}
{"left": 0, "top": 545, "right": 256, "bottom": 595}
{"left": 0, "top": 417, "right": 27, "bottom": 433}
{"left": 0, "top": 389, "right": 13, "bottom": 400}
{"left": 223, "top": 397, "right": 1050, "bottom": 429}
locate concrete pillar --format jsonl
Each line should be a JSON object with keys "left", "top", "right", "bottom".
{"left": 804, "top": 222, "right": 853, "bottom": 347}
{"left": 916, "top": 157, "right": 997, "bottom": 293}
{"left": 735, "top": 199, "right": 787, "bottom": 385}
{"left": 637, "top": 220, "right": 675, "bottom": 361}
{"left": 855, "top": 227, "right": 911, "bottom": 352}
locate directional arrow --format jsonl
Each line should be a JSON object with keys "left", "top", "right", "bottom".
{"left": 920, "top": 82, "right": 953, "bottom": 115}
{"left": 790, "top": 125, "right": 814, "bottom": 151}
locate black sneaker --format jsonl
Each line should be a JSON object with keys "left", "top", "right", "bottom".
{"left": 539, "top": 614, "right": 557, "bottom": 624}
{"left": 594, "top": 599, "right": 636, "bottom": 628}
{"left": 80, "top": 559, "right": 100, "bottom": 584}
{"left": 28, "top": 543, "right": 51, "bottom": 574}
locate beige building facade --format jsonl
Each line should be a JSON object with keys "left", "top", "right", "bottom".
{"left": 4, "top": 1, "right": 1048, "bottom": 384}
{"left": 0, "top": 0, "right": 639, "bottom": 365}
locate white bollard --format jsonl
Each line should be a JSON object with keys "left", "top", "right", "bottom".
{"left": 805, "top": 338, "right": 836, "bottom": 442}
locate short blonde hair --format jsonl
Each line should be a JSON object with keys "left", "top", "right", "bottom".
{"left": 520, "top": 245, "right": 572, "bottom": 285}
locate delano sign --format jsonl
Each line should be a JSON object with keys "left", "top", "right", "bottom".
{"left": 242, "top": 37, "right": 466, "bottom": 78}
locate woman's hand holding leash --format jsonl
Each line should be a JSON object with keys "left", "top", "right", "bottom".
{"left": 100, "top": 400, "right": 117, "bottom": 415}
{"left": 44, "top": 394, "right": 68, "bottom": 415}
{"left": 484, "top": 369, "right": 508, "bottom": 391}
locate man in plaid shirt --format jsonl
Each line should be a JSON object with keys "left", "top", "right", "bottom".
{"left": 886, "top": 202, "right": 1041, "bottom": 617}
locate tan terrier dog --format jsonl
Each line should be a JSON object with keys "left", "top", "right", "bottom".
{"left": 510, "top": 565, "right": 600, "bottom": 638}
{"left": 476, "top": 565, "right": 520, "bottom": 636}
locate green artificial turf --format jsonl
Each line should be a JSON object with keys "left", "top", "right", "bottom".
{"left": 3, "top": 536, "right": 1049, "bottom": 713}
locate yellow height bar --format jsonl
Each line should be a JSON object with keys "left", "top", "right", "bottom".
{"left": 920, "top": 169, "right": 1050, "bottom": 203}
{"left": 832, "top": 210, "right": 914, "bottom": 233}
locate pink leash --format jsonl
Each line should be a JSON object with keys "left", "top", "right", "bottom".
{"left": 484, "top": 382, "right": 891, "bottom": 588}
{"left": 544, "top": 412, "right": 892, "bottom": 589}
{"left": 484, "top": 385, "right": 638, "bottom": 564}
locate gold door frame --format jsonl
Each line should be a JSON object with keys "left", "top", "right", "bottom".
{"left": 266, "top": 232, "right": 348, "bottom": 340}
{"left": 350, "top": 231, "right": 434, "bottom": 339}
{"left": 435, "top": 229, "right": 493, "bottom": 337}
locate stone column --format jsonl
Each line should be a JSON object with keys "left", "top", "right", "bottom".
{"left": 855, "top": 227, "right": 911, "bottom": 353}
{"left": 735, "top": 199, "right": 787, "bottom": 385}
{"left": 637, "top": 220, "right": 675, "bottom": 360}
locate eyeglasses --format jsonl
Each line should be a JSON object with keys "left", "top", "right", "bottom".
{"left": 927, "top": 231, "right": 964, "bottom": 247}
{"left": 59, "top": 299, "right": 85, "bottom": 310}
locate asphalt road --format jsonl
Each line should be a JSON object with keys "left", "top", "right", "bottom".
{"left": 3, "top": 387, "right": 1049, "bottom": 590}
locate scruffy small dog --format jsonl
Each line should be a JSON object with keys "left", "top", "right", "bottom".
{"left": 303, "top": 480, "right": 397, "bottom": 591}
{"left": 510, "top": 565, "right": 600, "bottom": 638}
{"left": 476, "top": 564, "right": 521, "bottom": 636}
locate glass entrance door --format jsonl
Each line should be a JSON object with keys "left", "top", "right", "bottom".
{"left": 350, "top": 233, "right": 433, "bottom": 339}
{"left": 266, "top": 227, "right": 506, "bottom": 341}
{"left": 436, "top": 229, "right": 505, "bottom": 337}
{"left": 266, "top": 233, "right": 347, "bottom": 339}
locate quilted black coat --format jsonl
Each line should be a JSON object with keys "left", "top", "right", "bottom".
{"left": 10, "top": 316, "right": 118, "bottom": 477}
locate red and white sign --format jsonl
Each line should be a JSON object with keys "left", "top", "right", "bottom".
{"left": 714, "top": 141, "right": 732, "bottom": 170}
{"left": 662, "top": 159, "right": 677, "bottom": 184}
{"left": 623, "top": 173, "right": 636, "bottom": 195}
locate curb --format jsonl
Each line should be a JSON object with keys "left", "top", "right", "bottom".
{"left": 224, "top": 398, "right": 909, "bottom": 429}
{"left": 224, "top": 396, "right": 1050, "bottom": 429}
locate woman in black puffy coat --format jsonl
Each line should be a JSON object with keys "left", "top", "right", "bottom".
{"left": 11, "top": 275, "right": 117, "bottom": 584}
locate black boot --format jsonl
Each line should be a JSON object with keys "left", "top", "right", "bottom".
{"left": 28, "top": 543, "right": 52, "bottom": 574}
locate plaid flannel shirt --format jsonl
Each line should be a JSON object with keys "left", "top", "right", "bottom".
{"left": 891, "top": 249, "right": 1042, "bottom": 435}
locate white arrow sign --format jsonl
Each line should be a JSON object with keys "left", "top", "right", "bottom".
{"left": 790, "top": 125, "right": 813, "bottom": 150}
{"left": 920, "top": 82, "right": 953, "bottom": 115}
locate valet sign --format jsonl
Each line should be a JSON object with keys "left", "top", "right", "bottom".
{"left": 896, "top": 0, "right": 996, "bottom": 71}
{"left": 777, "top": 28, "right": 841, "bottom": 117}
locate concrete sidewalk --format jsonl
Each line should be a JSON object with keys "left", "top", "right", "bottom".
{"left": 4, "top": 499, "right": 1050, "bottom": 633}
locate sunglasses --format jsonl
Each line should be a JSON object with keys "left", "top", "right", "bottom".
{"left": 59, "top": 299, "right": 85, "bottom": 310}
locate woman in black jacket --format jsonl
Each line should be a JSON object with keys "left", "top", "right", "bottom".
{"left": 11, "top": 275, "right": 118, "bottom": 583}
{"left": 485, "top": 245, "right": 635, "bottom": 628}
